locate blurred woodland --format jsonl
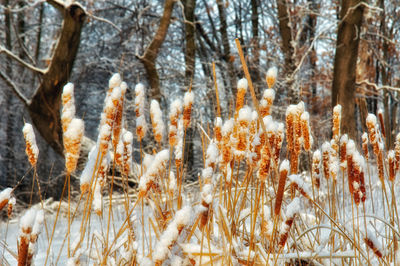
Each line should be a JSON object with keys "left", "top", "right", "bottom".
{"left": 0, "top": 0, "right": 399, "bottom": 202}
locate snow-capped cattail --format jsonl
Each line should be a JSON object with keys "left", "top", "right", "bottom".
{"left": 61, "top": 83, "right": 76, "bottom": 133}
{"left": 26, "top": 210, "right": 44, "bottom": 265}
{"left": 112, "top": 84, "right": 127, "bottom": 150}
{"left": 98, "top": 152, "right": 110, "bottom": 188}
{"left": 274, "top": 122, "right": 285, "bottom": 167}
{"left": 8, "top": 196, "right": 16, "bottom": 218}
{"left": 260, "top": 89, "right": 275, "bottom": 117}
{"left": 377, "top": 109, "right": 385, "bottom": 138}
{"left": 261, "top": 205, "right": 273, "bottom": 240}
{"left": 150, "top": 100, "right": 165, "bottom": 144}
{"left": 121, "top": 130, "right": 133, "bottom": 176}
{"left": 266, "top": 66, "right": 278, "bottom": 89}
{"left": 275, "top": 160, "right": 289, "bottom": 217}
{"left": 322, "top": 142, "right": 331, "bottom": 180}
{"left": 153, "top": 206, "right": 191, "bottom": 265}
{"left": 214, "top": 117, "right": 222, "bottom": 143}
{"left": 135, "top": 84, "right": 147, "bottom": 141}
{"left": 221, "top": 119, "right": 234, "bottom": 164}
{"left": 394, "top": 133, "right": 400, "bottom": 172}
{"left": 99, "top": 123, "right": 112, "bottom": 155}
{"left": 169, "top": 99, "right": 182, "bottom": 147}
{"left": 23, "top": 123, "right": 39, "bottom": 167}
{"left": 93, "top": 181, "right": 102, "bottom": 216}
{"left": 236, "top": 106, "right": 251, "bottom": 155}
{"left": 0, "top": 188, "right": 12, "bottom": 212}
{"left": 235, "top": 78, "right": 248, "bottom": 116}
{"left": 183, "top": 91, "right": 194, "bottom": 129}
{"left": 18, "top": 209, "right": 36, "bottom": 266}
{"left": 364, "top": 228, "right": 383, "bottom": 258}
{"left": 285, "top": 105, "right": 296, "bottom": 153}
{"left": 388, "top": 150, "right": 395, "bottom": 182}
{"left": 174, "top": 119, "right": 184, "bottom": 169}
{"left": 64, "top": 118, "right": 84, "bottom": 173}
{"left": 288, "top": 175, "right": 312, "bottom": 201}
{"left": 366, "top": 114, "right": 380, "bottom": 156}
{"left": 80, "top": 145, "right": 98, "bottom": 194}
{"left": 278, "top": 198, "right": 300, "bottom": 248}
{"left": 312, "top": 150, "right": 321, "bottom": 189}
{"left": 362, "top": 132, "right": 369, "bottom": 160}
{"left": 340, "top": 134, "right": 348, "bottom": 169}
{"left": 138, "top": 149, "right": 169, "bottom": 198}
{"left": 332, "top": 104, "right": 341, "bottom": 146}
{"left": 108, "top": 73, "right": 122, "bottom": 90}
{"left": 300, "top": 111, "right": 312, "bottom": 151}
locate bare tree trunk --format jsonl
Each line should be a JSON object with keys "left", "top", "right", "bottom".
{"left": 250, "top": 0, "right": 261, "bottom": 96}
{"left": 183, "top": 0, "right": 196, "bottom": 87}
{"left": 332, "top": 0, "right": 365, "bottom": 139}
{"left": 276, "top": 0, "right": 299, "bottom": 104}
{"left": 216, "top": 0, "right": 236, "bottom": 95}
{"left": 140, "top": 0, "right": 175, "bottom": 101}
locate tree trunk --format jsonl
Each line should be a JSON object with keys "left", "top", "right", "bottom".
{"left": 216, "top": 0, "right": 236, "bottom": 95}
{"left": 140, "top": 0, "right": 175, "bottom": 101}
{"left": 332, "top": 0, "right": 365, "bottom": 139}
{"left": 183, "top": 0, "right": 196, "bottom": 87}
{"left": 250, "top": 0, "right": 261, "bottom": 96}
{"left": 276, "top": 0, "right": 299, "bottom": 104}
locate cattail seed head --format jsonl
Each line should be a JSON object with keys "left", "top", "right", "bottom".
{"left": 388, "top": 150, "right": 395, "bottom": 182}
{"left": 183, "top": 91, "right": 194, "bottom": 128}
{"left": 260, "top": 89, "right": 275, "bottom": 117}
{"left": 312, "top": 150, "right": 321, "bottom": 189}
{"left": 0, "top": 188, "right": 12, "bottom": 212}
{"left": 150, "top": 100, "right": 165, "bottom": 143}
{"left": 64, "top": 118, "right": 84, "bottom": 173}
{"left": 332, "top": 104, "right": 341, "bottom": 141}
{"left": 300, "top": 111, "right": 312, "bottom": 151}
{"left": 108, "top": 73, "right": 122, "bottom": 89}
{"left": 275, "top": 160, "right": 289, "bottom": 217}
{"left": 61, "top": 83, "right": 76, "bottom": 133}
{"left": 266, "top": 66, "right": 278, "bottom": 88}
{"left": 23, "top": 123, "right": 39, "bottom": 167}
{"left": 377, "top": 109, "right": 385, "bottom": 138}
{"left": 235, "top": 78, "right": 248, "bottom": 116}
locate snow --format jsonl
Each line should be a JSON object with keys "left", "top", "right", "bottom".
{"left": 237, "top": 78, "right": 248, "bottom": 90}
{"left": 0, "top": 188, "right": 12, "bottom": 204}
{"left": 183, "top": 91, "right": 194, "bottom": 106}
{"left": 109, "top": 73, "right": 121, "bottom": 89}
{"left": 366, "top": 113, "right": 377, "bottom": 126}
{"left": 20, "top": 208, "right": 37, "bottom": 232}
{"left": 221, "top": 118, "right": 234, "bottom": 136}
{"left": 280, "top": 159, "right": 290, "bottom": 172}
{"left": 266, "top": 66, "right": 278, "bottom": 80}
{"left": 238, "top": 105, "right": 252, "bottom": 122}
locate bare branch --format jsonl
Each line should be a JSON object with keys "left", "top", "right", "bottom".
{"left": 0, "top": 45, "right": 46, "bottom": 75}
{"left": 88, "top": 13, "right": 122, "bottom": 32}
{"left": 357, "top": 79, "right": 400, "bottom": 93}
{"left": 0, "top": 70, "right": 30, "bottom": 106}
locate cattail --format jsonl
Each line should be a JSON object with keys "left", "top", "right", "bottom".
{"left": 322, "top": 142, "right": 331, "bottom": 180}
{"left": 138, "top": 149, "right": 169, "bottom": 198}
{"left": 285, "top": 105, "right": 296, "bottom": 153}
{"left": 99, "top": 123, "right": 112, "bottom": 155}
{"left": 80, "top": 145, "right": 98, "bottom": 193}
{"left": 121, "top": 130, "right": 133, "bottom": 176}
{"left": 377, "top": 109, "right": 385, "bottom": 138}
{"left": 364, "top": 228, "right": 384, "bottom": 258}
{"left": 339, "top": 134, "right": 348, "bottom": 170}
{"left": 150, "top": 100, "right": 165, "bottom": 143}
{"left": 366, "top": 114, "right": 380, "bottom": 156}
{"left": 312, "top": 150, "right": 321, "bottom": 189}
{"left": 214, "top": 117, "right": 222, "bottom": 143}
{"left": 8, "top": 196, "right": 16, "bottom": 218}
{"left": 221, "top": 119, "right": 234, "bottom": 164}
{"left": 260, "top": 89, "right": 275, "bottom": 117}
{"left": 98, "top": 151, "right": 110, "bottom": 188}
{"left": 0, "top": 188, "right": 12, "bottom": 212}
{"left": 394, "top": 133, "right": 400, "bottom": 171}
{"left": 93, "top": 181, "right": 102, "bottom": 216}
{"left": 278, "top": 198, "right": 300, "bottom": 248}
{"left": 135, "top": 84, "right": 147, "bottom": 141}
{"left": 275, "top": 160, "right": 289, "bottom": 217}
{"left": 18, "top": 209, "right": 36, "bottom": 266}
{"left": 388, "top": 150, "right": 395, "bottom": 182}
{"left": 266, "top": 66, "right": 278, "bottom": 89}
{"left": 332, "top": 104, "right": 341, "bottom": 149}
{"left": 112, "top": 82, "right": 127, "bottom": 149}
{"left": 26, "top": 210, "right": 44, "bottom": 266}
{"left": 64, "top": 118, "right": 84, "bottom": 173}
{"left": 274, "top": 122, "right": 285, "bottom": 167}
{"left": 261, "top": 206, "right": 273, "bottom": 240}
{"left": 288, "top": 174, "right": 312, "bottom": 201}
{"left": 23, "top": 123, "right": 39, "bottom": 167}
{"left": 300, "top": 111, "right": 312, "bottom": 151}
{"left": 153, "top": 206, "right": 191, "bottom": 265}
{"left": 61, "top": 83, "right": 76, "bottom": 133}
{"left": 169, "top": 99, "right": 182, "bottom": 147}
{"left": 174, "top": 119, "right": 184, "bottom": 169}
{"left": 183, "top": 91, "right": 194, "bottom": 128}
{"left": 235, "top": 78, "right": 248, "bottom": 116}
{"left": 294, "top": 102, "right": 305, "bottom": 155}
{"left": 235, "top": 106, "right": 251, "bottom": 156}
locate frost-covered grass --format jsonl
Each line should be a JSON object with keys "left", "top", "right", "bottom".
{"left": 2, "top": 64, "right": 400, "bottom": 265}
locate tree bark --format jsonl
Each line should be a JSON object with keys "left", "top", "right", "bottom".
{"left": 332, "top": 0, "right": 365, "bottom": 139}
{"left": 140, "top": 0, "right": 175, "bottom": 101}
{"left": 250, "top": 0, "right": 261, "bottom": 96}
{"left": 276, "top": 0, "right": 299, "bottom": 104}
{"left": 183, "top": 0, "right": 196, "bottom": 87}
{"left": 216, "top": 0, "right": 236, "bottom": 95}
